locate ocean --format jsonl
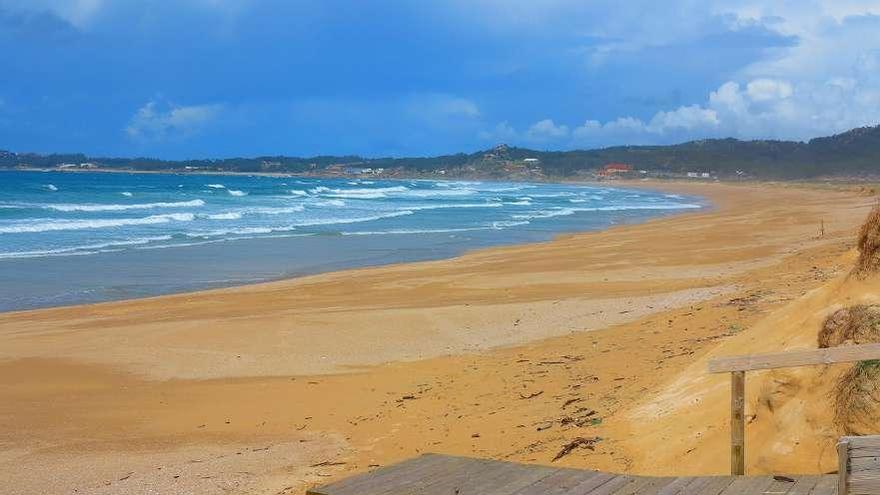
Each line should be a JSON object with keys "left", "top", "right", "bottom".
{"left": 0, "top": 170, "right": 703, "bottom": 312}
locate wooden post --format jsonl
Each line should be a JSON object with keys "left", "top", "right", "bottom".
{"left": 730, "top": 371, "right": 745, "bottom": 475}
{"left": 838, "top": 440, "right": 849, "bottom": 495}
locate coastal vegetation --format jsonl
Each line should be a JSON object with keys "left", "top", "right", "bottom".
{"left": 4, "top": 125, "right": 880, "bottom": 180}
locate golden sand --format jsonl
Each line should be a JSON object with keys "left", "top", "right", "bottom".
{"left": 0, "top": 182, "right": 873, "bottom": 494}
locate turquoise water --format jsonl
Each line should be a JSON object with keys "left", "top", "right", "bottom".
{"left": 0, "top": 170, "right": 703, "bottom": 311}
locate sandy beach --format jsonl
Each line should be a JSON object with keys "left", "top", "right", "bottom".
{"left": 0, "top": 181, "right": 875, "bottom": 495}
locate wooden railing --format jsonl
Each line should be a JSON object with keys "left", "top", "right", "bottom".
{"left": 708, "top": 343, "right": 880, "bottom": 476}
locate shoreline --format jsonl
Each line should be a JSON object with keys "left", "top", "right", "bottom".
{"left": 0, "top": 174, "right": 707, "bottom": 314}
{"left": 0, "top": 181, "right": 874, "bottom": 494}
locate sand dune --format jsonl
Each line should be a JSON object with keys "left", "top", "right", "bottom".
{"left": 0, "top": 182, "right": 873, "bottom": 494}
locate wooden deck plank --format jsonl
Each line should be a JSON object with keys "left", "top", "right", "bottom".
{"left": 717, "top": 476, "right": 773, "bottom": 495}
{"left": 782, "top": 475, "right": 821, "bottom": 495}
{"left": 510, "top": 467, "right": 601, "bottom": 495}
{"left": 308, "top": 454, "right": 463, "bottom": 495}
{"left": 565, "top": 472, "right": 619, "bottom": 495}
{"left": 581, "top": 475, "right": 634, "bottom": 495}
{"left": 379, "top": 456, "right": 498, "bottom": 495}
{"left": 308, "top": 455, "right": 840, "bottom": 495}
{"left": 763, "top": 477, "right": 799, "bottom": 494}
{"left": 679, "top": 476, "right": 735, "bottom": 495}
{"left": 655, "top": 477, "right": 698, "bottom": 495}
{"left": 808, "top": 475, "right": 838, "bottom": 495}
{"left": 612, "top": 476, "right": 678, "bottom": 495}
{"left": 412, "top": 458, "right": 540, "bottom": 495}
{"left": 474, "top": 463, "right": 564, "bottom": 495}
{"left": 306, "top": 454, "right": 445, "bottom": 495}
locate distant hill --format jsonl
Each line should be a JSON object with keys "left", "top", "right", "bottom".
{"left": 4, "top": 125, "right": 880, "bottom": 180}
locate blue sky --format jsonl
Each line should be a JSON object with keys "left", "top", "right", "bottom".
{"left": 2, "top": 1, "right": 880, "bottom": 159}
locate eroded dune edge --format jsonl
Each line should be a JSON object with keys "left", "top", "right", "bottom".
{"left": 0, "top": 181, "right": 874, "bottom": 495}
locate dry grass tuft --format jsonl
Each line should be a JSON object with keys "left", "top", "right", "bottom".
{"left": 822, "top": 304, "right": 880, "bottom": 434}
{"left": 854, "top": 204, "right": 880, "bottom": 277}
{"left": 835, "top": 360, "right": 880, "bottom": 435}
{"left": 818, "top": 305, "right": 880, "bottom": 348}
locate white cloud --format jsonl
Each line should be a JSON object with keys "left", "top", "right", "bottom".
{"left": 745, "top": 79, "right": 793, "bottom": 102}
{"left": 480, "top": 2, "right": 880, "bottom": 147}
{"left": 526, "top": 119, "right": 569, "bottom": 141}
{"left": 412, "top": 94, "right": 480, "bottom": 119}
{"left": 126, "top": 100, "right": 223, "bottom": 141}
{"left": 0, "top": 0, "right": 105, "bottom": 28}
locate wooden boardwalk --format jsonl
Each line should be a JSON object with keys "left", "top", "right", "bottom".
{"left": 307, "top": 454, "right": 838, "bottom": 495}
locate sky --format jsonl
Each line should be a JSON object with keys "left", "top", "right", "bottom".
{"left": 2, "top": 1, "right": 880, "bottom": 159}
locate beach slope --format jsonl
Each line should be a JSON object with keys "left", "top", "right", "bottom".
{"left": 0, "top": 182, "right": 872, "bottom": 494}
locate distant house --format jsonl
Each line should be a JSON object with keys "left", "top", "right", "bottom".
{"left": 598, "top": 163, "right": 633, "bottom": 177}
{"left": 686, "top": 171, "right": 712, "bottom": 179}
{"left": 523, "top": 158, "right": 540, "bottom": 163}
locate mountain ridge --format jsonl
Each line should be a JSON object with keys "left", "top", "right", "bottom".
{"left": 4, "top": 125, "right": 880, "bottom": 180}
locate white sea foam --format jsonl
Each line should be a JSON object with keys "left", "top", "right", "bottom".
{"left": 342, "top": 226, "right": 485, "bottom": 236}
{"left": 248, "top": 206, "right": 305, "bottom": 215}
{"left": 45, "top": 184, "right": 58, "bottom": 191}
{"left": 480, "top": 185, "right": 536, "bottom": 192}
{"left": 121, "top": 192, "right": 133, "bottom": 197}
{"left": 228, "top": 190, "right": 247, "bottom": 196}
{"left": 205, "top": 212, "right": 242, "bottom": 220}
{"left": 401, "top": 188, "right": 477, "bottom": 198}
{"left": 506, "top": 200, "right": 532, "bottom": 206}
{"left": 315, "top": 199, "right": 346, "bottom": 207}
{"left": 0, "top": 235, "right": 174, "bottom": 259}
{"left": 292, "top": 209, "right": 414, "bottom": 227}
{"left": 322, "top": 186, "right": 410, "bottom": 199}
{"left": 512, "top": 208, "right": 577, "bottom": 220}
{"left": 512, "top": 203, "right": 701, "bottom": 220}
{"left": 206, "top": 184, "right": 226, "bottom": 189}
{"left": 45, "top": 199, "right": 205, "bottom": 212}
{"left": 187, "top": 226, "right": 293, "bottom": 238}
{"left": 528, "top": 192, "right": 576, "bottom": 198}
{"left": 288, "top": 189, "right": 308, "bottom": 196}
{"left": 326, "top": 192, "right": 387, "bottom": 199}
{"left": 0, "top": 213, "right": 195, "bottom": 234}
{"left": 491, "top": 220, "right": 530, "bottom": 229}
{"left": 407, "top": 202, "right": 502, "bottom": 211}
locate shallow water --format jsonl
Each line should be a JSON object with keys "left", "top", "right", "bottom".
{"left": 0, "top": 170, "right": 703, "bottom": 311}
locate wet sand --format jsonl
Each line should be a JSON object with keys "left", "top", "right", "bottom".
{"left": 0, "top": 181, "right": 873, "bottom": 494}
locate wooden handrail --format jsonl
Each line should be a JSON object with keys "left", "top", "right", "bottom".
{"left": 708, "top": 343, "right": 880, "bottom": 373}
{"left": 707, "top": 343, "right": 880, "bottom": 476}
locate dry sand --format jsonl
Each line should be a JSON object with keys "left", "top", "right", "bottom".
{"left": 0, "top": 181, "right": 874, "bottom": 494}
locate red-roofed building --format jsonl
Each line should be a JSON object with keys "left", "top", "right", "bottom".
{"left": 598, "top": 163, "right": 633, "bottom": 177}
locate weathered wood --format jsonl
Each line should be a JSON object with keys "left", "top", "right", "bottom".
{"left": 309, "top": 454, "right": 838, "bottom": 495}
{"left": 707, "top": 343, "right": 880, "bottom": 373}
{"left": 841, "top": 440, "right": 851, "bottom": 495}
{"left": 564, "top": 471, "right": 618, "bottom": 494}
{"left": 686, "top": 476, "right": 735, "bottom": 495}
{"left": 785, "top": 475, "right": 822, "bottom": 495}
{"left": 306, "top": 454, "right": 446, "bottom": 495}
{"left": 510, "top": 468, "right": 598, "bottom": 495}
{"left": 847, "top": 436, "right": 880, "bottom": 450}
{"left": 810, "top": 474, "right": 840, "bottom": 494}
{"left": 730, "top": 371, "right": 745, "bottom": 476}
